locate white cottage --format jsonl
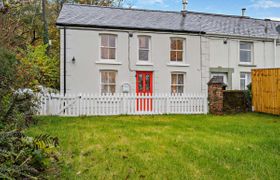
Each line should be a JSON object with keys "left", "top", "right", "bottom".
{"left": 56, "top": 3, "right": 280, "bottom": 95}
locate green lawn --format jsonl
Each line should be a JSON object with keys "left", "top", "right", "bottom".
{"left": 26, "top": 113, "right": 280, "bottom": 179}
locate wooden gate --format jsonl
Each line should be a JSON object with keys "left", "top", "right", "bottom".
{"left": 252, "top": 68, "right": 280, "bottom": 115}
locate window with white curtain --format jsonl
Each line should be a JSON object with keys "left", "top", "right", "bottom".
{"left": 138, "top": 36, "right": 150, "bottom": 61}
{"left": 171, "top": 73, "right": 184, "bottom": 93}
{"left": 100, "top": 34, "right": 117, "bottom": 60}
{"left": 101, "top": 71, "right": 116, "bottom": 94}
{"left": 170, "top": 38, "right": 184, "bottom": 62}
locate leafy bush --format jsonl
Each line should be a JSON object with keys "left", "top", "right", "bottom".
{"left": 18, "top": 45, "right": 59, "bottom": 89}
{"left": 0, "top": 130, "right": 59, "bottom": 179}
{"left": 245, "top": 83, "right": 252, "bottom": 111}
{"left": 0, "top": 47, "right": 60, "bottom": 179}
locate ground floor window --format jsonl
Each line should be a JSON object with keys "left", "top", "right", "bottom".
{"left": 101, "top": 71, "right": 116, "bottom": 94}
{"left": 171, "top": 73, "right": 184, "bottom": 94}
{"left": 240, "top": 72, "right": 251, "bottom": 90}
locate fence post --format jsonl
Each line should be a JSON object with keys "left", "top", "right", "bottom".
{"left": 122, "top": 93, "right": 126, "bottom": 115}
{"left": 78, "top": 94, "right": 81, "bottom": 116}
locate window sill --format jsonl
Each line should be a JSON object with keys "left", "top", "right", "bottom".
{"left": 167, "top": 62, "right": 190, "bottom": 67}
{"left": 238, "top": 63, "right": 257, "bottom": 67}
{"left": 136, "top": 61, "right": 154, "bottom": 66}
{"left": 96, "top": 61, "right": 122, "bottom": 65}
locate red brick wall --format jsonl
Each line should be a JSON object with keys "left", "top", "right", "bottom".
{"left": 208, "top": 83, "right": 225, "bottom": 115}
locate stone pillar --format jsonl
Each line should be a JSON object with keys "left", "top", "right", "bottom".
{"left": 208, "top": 77, "right": 227, "bottom": 115}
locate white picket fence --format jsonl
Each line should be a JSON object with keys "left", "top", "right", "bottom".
{"left": 37, "top": 93, "right": 208, "bottom": 116}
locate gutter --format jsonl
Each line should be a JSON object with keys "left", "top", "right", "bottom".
{"left": 202, "top": 33, "right": 277, "bottom": 42}
{"left": 56, "top": 23, "right": 206, "bottom": 35}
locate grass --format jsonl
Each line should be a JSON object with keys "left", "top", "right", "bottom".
{"left": 26, "top": 113, "right": 280, "bottom": 179}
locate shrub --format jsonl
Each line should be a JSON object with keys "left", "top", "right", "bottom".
{"left": 245, "top": 83, "right": 252, "bottom": 110}
{"left": 0, "top": 47, "right": 60, "bottom": 179}
{"left": 0, "top": 130, "right": 59, "bottom": 179}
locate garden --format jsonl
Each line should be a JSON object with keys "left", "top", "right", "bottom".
{"left": 26, "top": 113, "right": 280, "bottom": 179}
{"left": 1, "top": 1, "right": 280, "bottom": 179}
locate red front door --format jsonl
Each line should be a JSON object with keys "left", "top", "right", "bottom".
{"left": 136, "top": 71, "right": 153, "bottom": 111}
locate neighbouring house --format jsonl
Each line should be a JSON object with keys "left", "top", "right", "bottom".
{"left": 56, "top": 3, "right": 280, "bottom": 95}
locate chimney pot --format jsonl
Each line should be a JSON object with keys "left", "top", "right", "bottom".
{"left": 241, "top": 8, "right": 246, "bottom": 17}
{"left": 181, "top": 0, "right": 188, "bottom": 17}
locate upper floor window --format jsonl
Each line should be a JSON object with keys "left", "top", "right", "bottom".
{"left": 100, "top": 34, "right": 116, "bottom": 60}
{"left": 171, "top": 73, "right": 184, "bottom": 94}
{"left": 101, "top": 71, "right": 116, "bottom": 94}
{"left": 240, "top": 42, "right": 253, "bottom": 63}
{"left": 138, "top": 36, "right": 150, "bottom": 61}
{"left": 170, "top": 38, "right": 184, "bottom": 62}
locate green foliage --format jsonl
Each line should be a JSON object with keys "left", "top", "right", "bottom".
{"left": 223, "top": 90, "right": 252, "bottom": 114}
{"left": 0, "top": 130, "right": 59, "bottom": 179}
{"left": 1, "top": 0, "right": 130, "bottom": 91}
{"left": 0, "top": 46, "right": 60, "bottom": 179}
{"left": 0, "top": 0, "right": 43, "bottom": 50}
{"left": 0, "top": 47, "right": 17, "bottom": 83}
{"left": 0, "top": 47, "right": 37, "bottom": 128}
{"left": 19, "top": 45, "right": 59, "bottom": 89}
{"left": 245, "top": 83, "right": 252, "bottom": 110}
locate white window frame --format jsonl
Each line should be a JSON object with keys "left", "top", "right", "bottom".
{"left": 138, "top": 35, "right": 151, "bottom": 62}
{"left": 100, "top": 70, "right": 117, "bottom": 94}
{"left": 240, "top": 72, "right": 251, "bottom": 90}
{"left": 170, "top": 38, "right": 185, "bottom": 63}
{"left": 99, "top": 34, "right": 117, "bottom": 61}
{"left": 171, "top": 72, "right": 185, "bottom": 94}
{"left": 239, "top": 41, "right": 253, "bottom": 64}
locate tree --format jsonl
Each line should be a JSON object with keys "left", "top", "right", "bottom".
{"left": 0, "top": 0, "right": 133, "bottom": 91}
{"left": 18, "top": 45, "right": 60, "bottom": 89}
{"left": 0, "top": 47, "right": 35, "bottom": 126}
{"left": 0, "top": 47, "right": 59, "bottom": 180}
{"left": 42, "top": 0, "right": 49, "bottom": 49}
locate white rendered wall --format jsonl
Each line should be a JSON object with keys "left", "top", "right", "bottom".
{"left": 60, "top": 28, "right": 277, "bottom": 94}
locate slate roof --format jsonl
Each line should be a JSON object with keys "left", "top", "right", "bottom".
{"left": 57, "top": 3, "right": 280, "bottom": 39}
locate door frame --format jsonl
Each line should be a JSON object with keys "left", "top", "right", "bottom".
{"left": 210, "top": 67, "right": 234, "bottom": 89}
{"left": 136, "top": 71, "right": 153, "bottom": 94}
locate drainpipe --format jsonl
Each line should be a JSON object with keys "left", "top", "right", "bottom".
{"left": 127, "top": 32, "right": 133, "bottom": 72}
{"left": 200, "top": 35, "right": 203, "bottom": 92}
{"left": 63, "top": 27, "right": 67, "bottom": 95}
{"left": 274, "top": 39, "right": 277, "bottom": 67}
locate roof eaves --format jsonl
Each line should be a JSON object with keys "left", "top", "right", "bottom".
{"left": 55, "top": 22, "right": 206, "bottom": 34}
{"left": 205, "top": 32, "right": 277, "bottom": 40}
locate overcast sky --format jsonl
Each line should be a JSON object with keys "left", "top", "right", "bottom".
{"left": 127, "top": 0, "right": 280, "bottom": 21}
